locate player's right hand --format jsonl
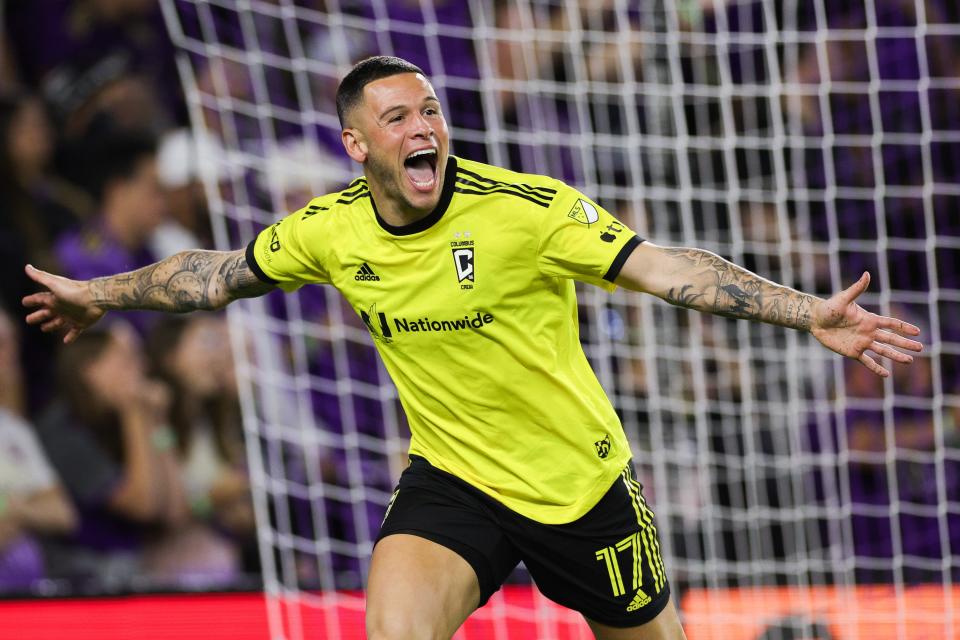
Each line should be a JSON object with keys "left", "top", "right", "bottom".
{"left": 21, "top": 264, "right": 106, "bottom": 344}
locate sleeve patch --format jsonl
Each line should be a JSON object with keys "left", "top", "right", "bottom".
{"left": 567, "top": 199, "right": 600, "bottom": 226}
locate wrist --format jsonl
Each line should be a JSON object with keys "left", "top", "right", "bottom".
{"left": 118, "top": 400, "right": 149, "bottom": 420}
{"left": 0, "top": 495, "right": 21, "bottom": 522}
{"left": 805, "top": 296, "right": 824, "bottom": 333}
{"left": 88, "top": 278, "right": 112, "bottom": 310}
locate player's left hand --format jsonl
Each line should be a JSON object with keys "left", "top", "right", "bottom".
{"left": 810, "top": 271, "right": 923, "bottom": 377}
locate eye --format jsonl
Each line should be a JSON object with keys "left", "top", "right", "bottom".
{"left": 424, "top": 107, "right": 439, "bottom": 116}
{"left": 389, "top": 114, "right": 404, "bottom": 123}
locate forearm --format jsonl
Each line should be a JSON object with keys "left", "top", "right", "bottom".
{"left": 156, "top": 448, "right": 190, "bottom": 525}
{"left": 88, "top": 250, "right": 256, "bottom": 313}
{"left": 8, "top": 487, "right": 77, "bottom": 535}
{"left": 110, "top": 411, "right": 164, "bottom": 521}
{"left": 654, "top": 247, "right": 820, "bottom": 330}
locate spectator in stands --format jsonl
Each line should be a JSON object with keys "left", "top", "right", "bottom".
{"left": 0, "top": 91, "right": 93, "bottom": 274}
{"left": 37, "top": 322, "right": 240, "bottom": 589}
{"left": 789, "top": 0, "right": 960, "bottom": 268}
{"left": 786, "top": 0, "right": 960, "bottom": 380}
{"left": 0, "top": 90, "right": 94, "bottom": 413}
{"left": 806, "top": 305, "right": 959, "bottom": 582}
{"left": 54, "top": 131, "right": 166, "bottom": 337}
{"left": 5, "top": 0, "right": 181, "bottom": 128}
{"left": 0, "top": 310, "right": 77, "bottom": 592}
{"left": 146, "top": 316, "right": 256, "bottom": 546}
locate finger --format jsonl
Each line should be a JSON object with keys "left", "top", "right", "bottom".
{"left": 22, "top": 291, "right": 54, "bottom": 309}
{"left": 877, "top": 315, "right": 921, "bottom": 337}
{"left": 63, "top": 327, "right": 82, "bottom": 344}
{"left": 870, "top": 341, "right": 914, "bottom": 364}
{"left": 25, "top": 309, "right": 53, "bottom": 325}
{"left": 874, "top": 329, "right": 923, "bottom": 353}
{"left": 858, "top": 352, "right": 889, "bottom": 378}
{"left": 24, "top": 264, "right": 56, "bottom": 289}
{"left": 839, "top": 271, "right": 870, "bottom": 305}
{"left": 40, "top": 317, "right": 65, "bottom": 333}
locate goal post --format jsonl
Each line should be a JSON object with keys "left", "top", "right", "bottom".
{"left": 160, "top": 1, "right": 960, "bottom": 638}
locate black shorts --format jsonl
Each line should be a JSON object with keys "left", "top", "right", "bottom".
{"left": 376, "top": 455, "right": 671, "bottom": 628}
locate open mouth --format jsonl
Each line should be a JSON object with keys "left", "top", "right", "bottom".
{"left": 403, "top": 148, "right": 439, "bottom": 192}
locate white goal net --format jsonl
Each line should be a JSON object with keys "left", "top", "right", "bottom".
{"left": 160, "top": 1, "right": 960, "bottom": 638}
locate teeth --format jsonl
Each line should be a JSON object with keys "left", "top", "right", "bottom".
{"left": 407, "top": 149, "right": 437, "bottom": 160}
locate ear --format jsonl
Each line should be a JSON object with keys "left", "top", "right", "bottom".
{"left": 341, "top": 127, "right": 368, "bottom": 164}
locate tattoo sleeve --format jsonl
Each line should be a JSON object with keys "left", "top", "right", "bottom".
{"left": 657, "top": 247, "right": 818, "bottom": 331}
{"left": 88, "top": 250, "right": 275, "bottom": 313}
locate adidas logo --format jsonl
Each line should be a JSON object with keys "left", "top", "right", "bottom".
{"left": 355, "top": 263, "right": 381, "bottom": 282}
{"left": 626, "top": 588, "right": 651, "bottom": 612}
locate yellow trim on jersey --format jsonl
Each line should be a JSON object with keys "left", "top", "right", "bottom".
{"left": 247, "top": 156, "right": 643, "bottom": 524}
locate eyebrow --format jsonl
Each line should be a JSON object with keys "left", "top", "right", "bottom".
{"left": 377, "top": 96, "right": 441, "bottom": 120}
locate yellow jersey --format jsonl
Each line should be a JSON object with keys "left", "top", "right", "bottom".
{"left": 247, "top": 156, "right": 643, "bottom": 524}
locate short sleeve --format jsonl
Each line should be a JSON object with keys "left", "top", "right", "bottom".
{"left": 245, "top": 200, "right": 331, "bottom": 292}
{"left": 537, "top": 184, "right": 643, "bottom": 291}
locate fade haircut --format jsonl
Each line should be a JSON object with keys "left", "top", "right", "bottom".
{"left": 335, "top": 56, "right": 426, "bottom": 128}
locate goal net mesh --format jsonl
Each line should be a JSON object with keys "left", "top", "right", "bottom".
{"left": 160, "top": 1, "right": 960, "bottom": 638}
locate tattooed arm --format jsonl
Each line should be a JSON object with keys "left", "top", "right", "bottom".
{"left": 618, "top": 244, "right": 817, "bottom": 329}
{"left": 616, "top": 242, "right": 923, "bottom": 377}
{"left": 22, "top": 249, "right": 274, "bottom": 343}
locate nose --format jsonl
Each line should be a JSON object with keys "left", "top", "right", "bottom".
{"left": 410, "top": 111, "right": 433, "bottom": 138}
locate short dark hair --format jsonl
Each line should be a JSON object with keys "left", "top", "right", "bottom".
{"left": 85, "top": 130, "right": 157, "bottom": 200}
{"left": 335, "top": 56, "right": 425, "bottom": 128}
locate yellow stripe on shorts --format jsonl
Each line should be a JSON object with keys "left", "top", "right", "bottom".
{"left": 621, "top": 467, "right": 666, "bottom": 593}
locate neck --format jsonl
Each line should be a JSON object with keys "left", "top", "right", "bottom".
{"left": 364, "top": 156, "right": 452, "bottom": 230}
{"left": 367, "top": 181, "right": 433, "bottom": 227}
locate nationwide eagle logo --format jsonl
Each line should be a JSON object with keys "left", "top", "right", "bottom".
{"left": 359, "top": 303, "right": 392, "bottom": 343}
{"left": 567, "top": 198, "right": 600, "bottom": 226}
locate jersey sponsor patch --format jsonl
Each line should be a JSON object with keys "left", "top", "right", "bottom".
{"left": 359, "top": 303, "right": 392, "bottom": 343}
{"left": 599, "top": 220, "right": 625, "bottom": 243}
{"left": 268, "top": 223, "right": 281, "bottom": 252}
{"left": 355, "top": 262, "right": 381, "bottom": 281}
{"left": 568, "top": 198, "right": 600, "bottom": 226}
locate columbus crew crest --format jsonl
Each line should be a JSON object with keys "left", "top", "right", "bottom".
{"left": 451, "top": 232, "right": 475, "bottom": 290}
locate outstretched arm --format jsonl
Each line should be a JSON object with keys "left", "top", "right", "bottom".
{"left": 616, "top": 242, "right": 922, "bottom": 377}
{"left": 22, "top": 249, "right": 274, "bottom": 343}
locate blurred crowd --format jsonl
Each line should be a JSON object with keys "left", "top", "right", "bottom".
{"left": 0, "top": 0, "right": 258, "bottom": 595}
{"left": 0, "top": 0, "right": 959, "bottom": 598}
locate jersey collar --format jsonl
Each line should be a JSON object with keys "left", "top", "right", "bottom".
{"left": 371, "top": 156, "right": 458, "bottom": 236}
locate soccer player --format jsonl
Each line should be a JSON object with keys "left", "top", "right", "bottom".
{"left": 23, "top": 56, "right": 922, "bottom": 640}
